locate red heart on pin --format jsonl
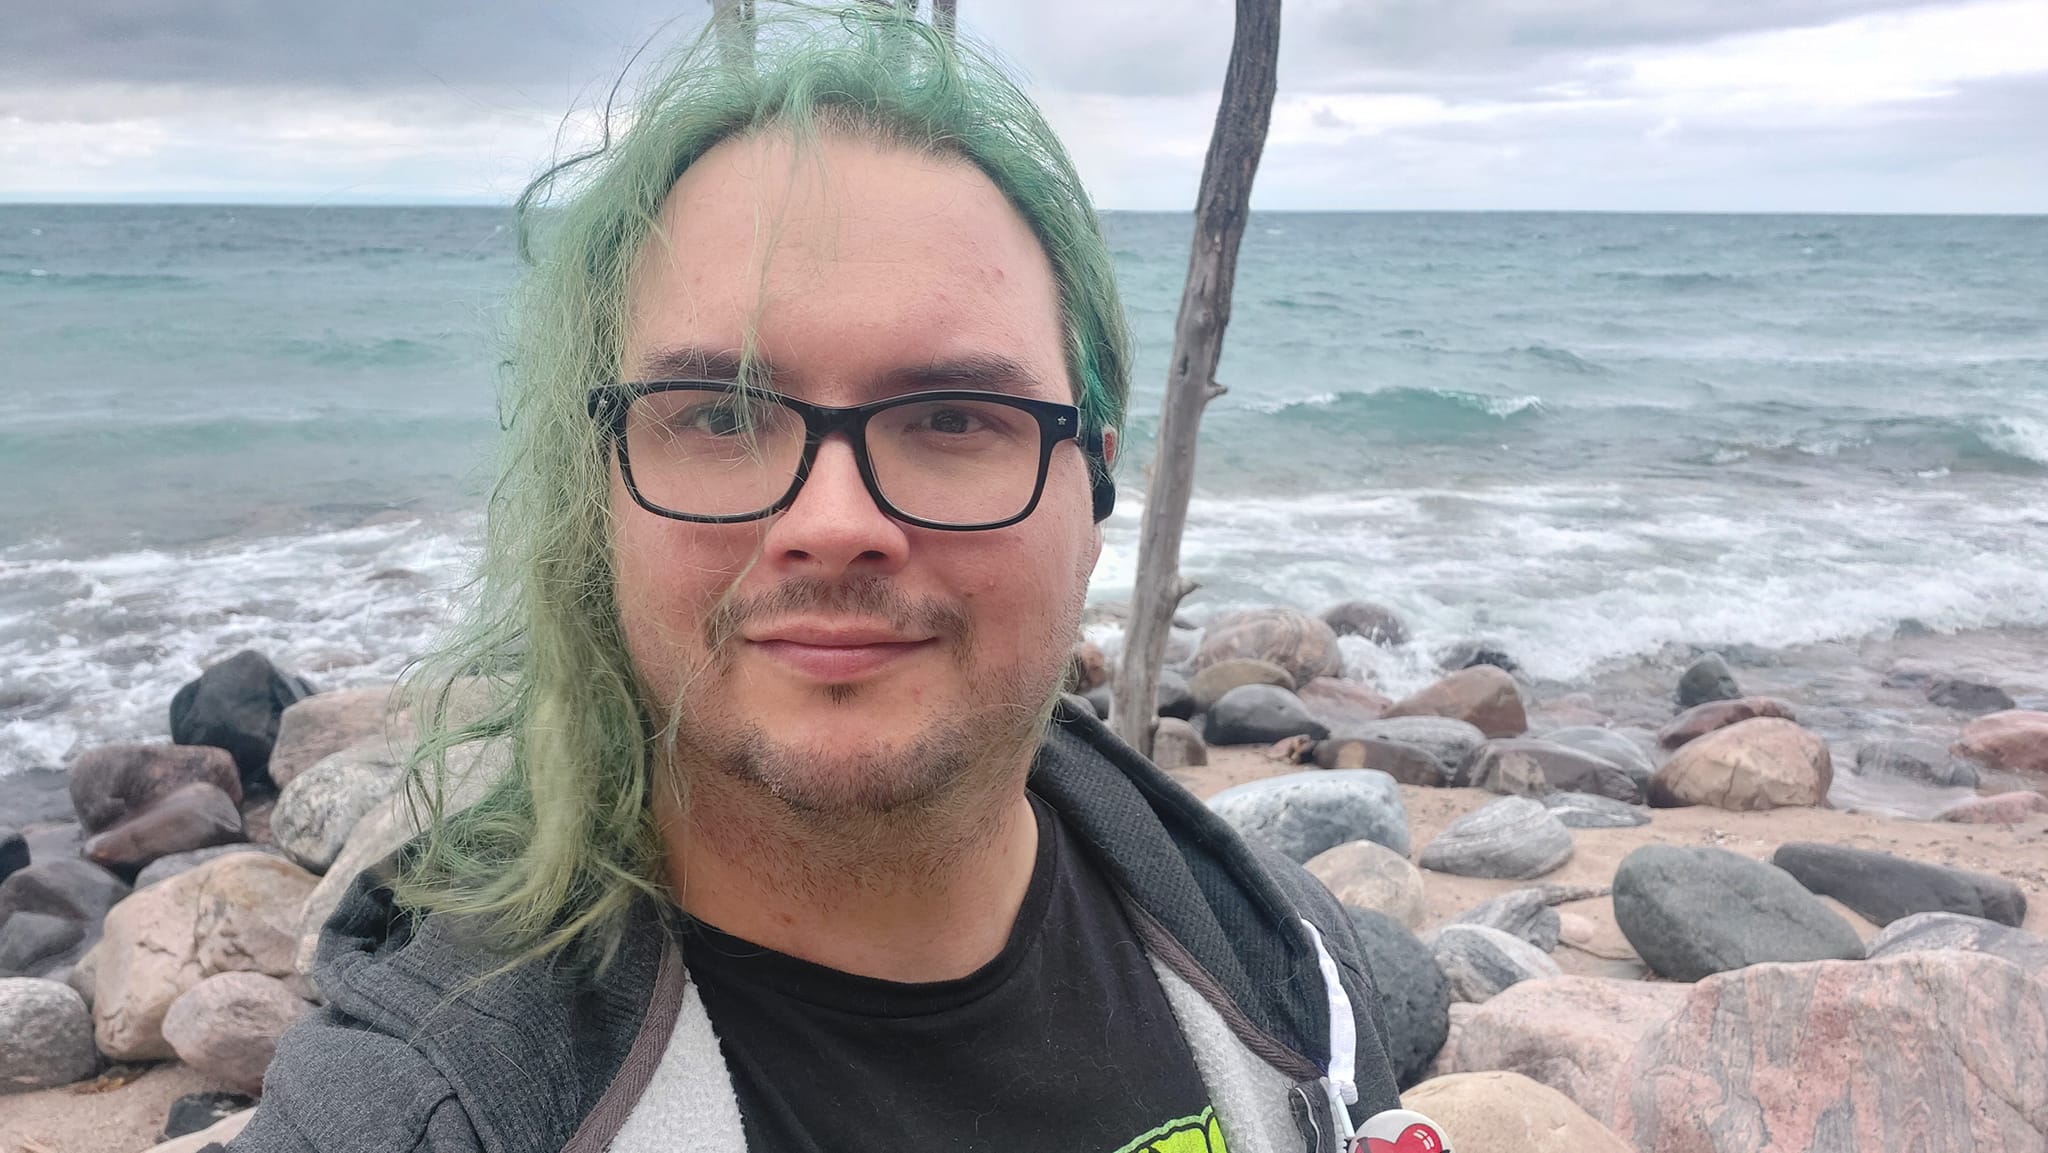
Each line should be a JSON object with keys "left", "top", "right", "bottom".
{"left": 1362, "top": 1122, "right": 1445, "bottom": 1153}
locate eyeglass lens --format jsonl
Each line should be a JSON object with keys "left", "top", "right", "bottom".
{"left": 621, "top": 390, "right": 1047, "bottom": 526}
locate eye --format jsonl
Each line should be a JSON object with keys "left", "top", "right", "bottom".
{"left": 923, "top": 406, "right": 983, "bottom": 435}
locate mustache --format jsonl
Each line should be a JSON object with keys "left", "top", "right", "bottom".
{"left": 704, "top": 576, "right": 973, "bottom": 652}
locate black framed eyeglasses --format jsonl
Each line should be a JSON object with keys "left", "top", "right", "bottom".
{"left": 587, "top": 381, "right": 1115, "bottom": 531}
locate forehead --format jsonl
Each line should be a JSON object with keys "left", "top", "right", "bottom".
{"left": 624, "top": 129, "right": 1068, "bottom": 400}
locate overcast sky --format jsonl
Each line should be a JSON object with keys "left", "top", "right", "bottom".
{"left": 2, "top": 0, "right": 2043, "bottom": 211}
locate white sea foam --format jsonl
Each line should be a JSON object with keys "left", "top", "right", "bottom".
{"left": 1985, "top": 415, "right": 2048, "bottom": 465}
{"left": 0, "top": 518, "right": 479, "bottom": 775}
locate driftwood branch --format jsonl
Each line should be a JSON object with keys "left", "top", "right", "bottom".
{"left": 932, "top": 0, "right": 957, "bottom": 38}
{"left": 708, "top": 0, "right": 756, "bottom": 69}
{"left": 1110, "top": 0, "right": 1281, "bottom": 757}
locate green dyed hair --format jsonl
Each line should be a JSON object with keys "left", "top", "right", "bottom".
{"left": 391, "top": 2, "right": 1132, "bottom": 970}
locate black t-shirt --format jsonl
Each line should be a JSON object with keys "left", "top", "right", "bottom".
{"left": 679, "top": 793, "right": 1226, "bottom": 1153}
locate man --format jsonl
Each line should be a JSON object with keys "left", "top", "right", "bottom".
{"left": 232, "top": 7, "right": 1408, "bottom": 1152}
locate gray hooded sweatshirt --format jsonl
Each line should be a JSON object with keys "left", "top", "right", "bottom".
{"left": 225, "top": 704, "right": 1403, "bottom": 1153}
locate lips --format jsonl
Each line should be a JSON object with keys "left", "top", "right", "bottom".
{"left": 744, "top": 622, "right": 938, "bottom": 681}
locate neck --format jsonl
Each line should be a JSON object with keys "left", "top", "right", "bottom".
{"left": 656, "top": 757, "right": 1041, "bottom": 984}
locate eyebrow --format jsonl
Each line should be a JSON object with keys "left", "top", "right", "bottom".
{"left": 630, "top": 344, "right": 1053, "bottom": 400}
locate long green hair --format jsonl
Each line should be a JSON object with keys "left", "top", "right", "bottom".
{"left": 391, "top": 2, "right": 1132, "bottom": 970}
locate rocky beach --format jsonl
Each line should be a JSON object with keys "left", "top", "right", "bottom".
{"left": 3, "top": 599, "right": 2047, "bottom": 1152}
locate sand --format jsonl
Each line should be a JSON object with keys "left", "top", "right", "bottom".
{"left": 0, "top": 1063, "right": 222, "bottom": 1153}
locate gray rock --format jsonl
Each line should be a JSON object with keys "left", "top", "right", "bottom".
{"left": 1346, "top": 716, "right": 1487, "bottom": 778}
{"left": 1322, "top": 601, "right": 1410, "bottom": 648}
{"left": 162, "top": 971, "right": 314, "bottom": 1096}
{"left": 0, "top": 858, "right": 129, "bottom": 925}
{"left": 1419, "top": 796, "right": 1574, "bottom": 880}
{"left": 1149, "top": 717, "right": 1207, "bottom": 770}
{"left": 271, "top": 743, "right": 408, "bottom": 874}
{"left": 0, "top": 977, "right": 98, "bottom": 1092}
{"left": 1437, "top": 641, "right": 1520, "bottom": 675}
{"left": 1854, "top": 739, "right": 1980, "bottom": 789}
{"left": 1864, "top": 911, "right": 2048, "bottom": 976}
{"left": 1155, "top": 669, "right": 1196, "bottom": 721}
{"left": 1677, "top": 652, "right": 1742, "bottom": 708}
{"left": 1431, "top": 924, "right": 1561, "bottom": 1003}
{"left": 1456, "top": 739, "right": 1643, "bottom": 803}
{"left": 1344, "top": 907, "right": 1449, "bottom": 1086}
{"left": 0, "top": 911, "right": 85, "bottom": 978}
{"left": 1926, "top": 676, "right": 2016, "bottom": 715}
{"left": 66, "top": 743, "right": 242, "bottom": 835}
{"left": 1539, "top": 791, "right": 1652, "bottom": 828}
{"left": 1453, "top": 888, "right": 1563, "bottom": 952}
{"left": 1613, "top": 844, "right": 1864, "bottom": 981}
{"left": 1207, "top": 770, "right": 1410, "bottom": 862}
{"left": 0, "top": 825, "right": 27, "bottom": 887}
{"left": 134, "top": 843, "right": 283, "bottom": 891}
{"left": 1190, "top": 659, "right": 1296, "bottom": 714}
{"left": 1539, "top": 727, "right": 1657, "bottom": 793}
{"left": 169, "top": 649, "right": 316, "bottom": 794}
{"left": 81, "top": 780, "right": 244, "bottom": 877}
{"left": 1204, "top": 684, "right": 1329, "bottom": 746}
{"left": 1772, "top": 841, "right": 2027, "bottom": 928}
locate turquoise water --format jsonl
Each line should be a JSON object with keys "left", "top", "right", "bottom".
{"left": 3, "top": 206, "right": 2046, "bottom": 772}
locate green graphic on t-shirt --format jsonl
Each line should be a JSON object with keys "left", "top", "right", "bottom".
{"left": 1112, "top": 1105, "right": 1229, "bottom": 1153}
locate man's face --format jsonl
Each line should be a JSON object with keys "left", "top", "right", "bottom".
{"left": 614, "top": 130, "right": 1105, "bottom": 816}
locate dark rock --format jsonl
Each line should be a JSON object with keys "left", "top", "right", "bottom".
{"left": 0, "top": 977, "right": 98, "bottom": 1091}
{"left": 82, "top": 781, "right": 244, "bottom": 878}
{"left": 1348, "top": 716, "right": 1487, "bottom": 779}
{"left": 1772, "top": 841, "right": 2027, "bottom": 928}
{"left": 1419, "top": 796, "right": 1574, "bottom": 880}
{"left": 1864, "top": 912, "right": 2048, "bottom": 976}
{"left": 1155, "top": 669, "right": 1196, "bottom": 720}
{"left": 1854, "top": 739, "right": 1979, "bottom": 789}
{"left": 23, "top": 822, "right": 80, "bottom": 866}
{"left": 1676, "top": 652, "right": 1741, "bottom": 708}
{"left": 1539, "top": 727, "right": 1656, "bottom": 793}
{"left": 1437, "top": 641, "right": 1521, "bottom": 675}
{"left": 134, "top": 843, "right": 280, "bottom": 891}
{"left": 66, "top": 743, "right": 243, "bottom": 835}
{"left": 1081, "top": 683, "right": 1113, "bottom": 720}
{"left": 1207, "top": 769, "right": 1410, "bottom": 861}
{"left": 1343, "top": 907, "right": 1449, "bottom": 1087}
{"left": 1189, "top": 658, "right": 1294, "bottom": 713}
{"left": 1204, "top": 684, "right": 1330, "bottom": 746}
{"left": 1613, "top": 844, "right": 1864, "bottom": 981}
{"left": 1322, "top": 601, "right": 1410, "bottom": 647}
{"left": 164, "top": 1091, "right": 260, "bottom": 1140}
{"left": 0, "top": 826, "right": 25, "bottom": 886}
{"left": 1193, "top": 608, "right": 1345, "bottom": 688}
{"left": 1926, "top": 677, "right": 2017, "bottom": 715}
{"left": 1311, "top": 737, "right": 1444, "bottom": 786}
{"left": 1457, "top": 739, "right": 1643, "bottom": 803}
{"left": 1453, "top": 888, "right": 1563, "bottom": 951}
{"left": 0, "top": 912, "right": 85, "bottom": 977}
{"left": 1150, "top": 717, "right": 1206, "bottom": 770}
{"left": 1431, "top": 924, "right": 1561, "bottom": 1003}
{"left": 1540, "top": 792, "right": 1651, "bottom": 829}
{"left": 0, "top": 858, "right": 130, "bottom": 925}
{"left": 169, "top": 650, "right": 316, "bottom": 794}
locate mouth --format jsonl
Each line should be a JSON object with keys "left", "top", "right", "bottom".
{"left": 743, "top": 623, "right": 940, "bottom": 682}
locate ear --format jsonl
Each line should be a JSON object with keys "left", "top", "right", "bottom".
{"left": 1101, "top": 429, "right": 1118, "bottom": 468}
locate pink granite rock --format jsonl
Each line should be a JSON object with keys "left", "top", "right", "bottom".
{"left": 1656, "top": 696, "right": 1798, "bottom": 751}
{"left": 1954, "top": 711, "right": 2048, "bottom": 777}
{"left": 1382, "top": 665, "right": 1528, "bottom": 739}
{"left": 161, "top": 971, "right": 312, "bottom": 1094}
{"left": 1616, "top": 951, "right": 2048, "bottom": 1151}
{"left": 1940, "top": 791, "right": 2048, "bottom": 825}
{"left": 1648, "top": 717, "right": 1832, "bottom": 810}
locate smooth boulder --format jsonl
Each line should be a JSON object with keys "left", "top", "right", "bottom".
{"left": 271, "top": 742, "right": 407, "bottom": 873}
{"left": 0, "top": 912, "right": 85, "bottom": 978}
{"left": 1855, "top": 738, "right": 1979, "bottom": 789}
{"left": 1307, "top": 839, "right": 1425, "bottom": 929}
{"left": 1404, "top": 1071, "right": 1633, "bottom": 1153}
{"left": 1616, "top": 951, "right": 2048, "bottom": 1151}
{"left": 82, "top": 780, "right": 244, "bottom": 876}
{"left": 1207, "top": 770, "right": 1410, "bottom": 862}
{"left": 1432, "top": 923, "right": 1561, "bottom": 1003}
{"left": 1311, "top": 736, "right": 1447, "bottom": 786}
{"left": 0, "top": 977, "right": 98, "bottom": 1092}
{"left": 1321, "top": 600, "right": 1408, "bottom": 647}
{"left": 1191, "top": 607, "right": 1345, "bottom": 687}
{"left": 1676, "top": 652, "right": 1741, "bottom": 708}
{"left": 1773, "top": 841, "right": 2026, "bottom": 928}
{"left": 1864, "top": 911, "right": 2048, "bottom": 977}
{"left": 1296, "top": 676, "right": 1392, "bottom": 731}
{"left": 162, "top": 971, "right": 313, "bottom": 1095}
{"left": 1154, "top": 669, "right": 1196, "bottom": 721}
{"left": 1613, "top": 844, "right": 1863, "bottom": 981}
{"left": 1348, "top": 716, "right": 1487, "bottom": 780}
{"left": 1188, "top": 658, "right": 1294, "bottom": 713}
{"left": 1419, "top": 797, "right": 1573, "bottom": 881}
{"left": 1382, "top": 665, "right": 1527, "bottom": 739}
{"left": 1927, "top": 676, "right": 2016, "bottom": 714}
{"left": 1430, "top": 976, "right": 1684, "bottom": 1125}
{"left": 1536, "top": 726, "right": 1655, "bottom": 792}
{"left": 1941, "top": 791, "right": 2048, "bottom": 824}
{"left": 268, "top": 685, "right": 408, "bottom": 790}
{"left": 1453, "top": 888, "right": 1562, "bottom": 952}
{"left": 135, "top": 843, "right": 283, "bottom": 891}
{"left": 1457, "top": 739, "right": 1641, "bottom": 803}
{"left": 1954, "top": 710, "right": 2048, "bottom": 775}
{"left": 169, "top": 649, "right": 316, "bottom": 792}
{"left": 67, "top": 743, "right": 243, "bottom": 835}
{"left": 0, "top": 826, "right": 25, "bottom": 887}
{"left": 0, "top": 857, "right": 130, "bottom": 926}
{"left": 1647, "top": 717, "right": 1831, "bottom": 810}
{"left": 1203, "top": 684, "right": 1329, "bottom": 746}
{"left": 1539, "top": 792, "right": 1650, "bottom": 828}
{"left": 1149, "top": 717, "right": 1207, "bottom": 770}
{"left": 1344, "top": 907, "right": 1449, "bottom": 1088}
{"left": 1656, "top": 696, "right": 1797, "bottom": 750}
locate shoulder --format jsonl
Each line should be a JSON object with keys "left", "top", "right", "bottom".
{"left": 224, "top": 1006, "right": 483, "bottom": 1153}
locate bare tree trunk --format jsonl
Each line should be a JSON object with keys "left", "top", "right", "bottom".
{"left": 1110, "top": 0, "right": 1281, "bottom": 757}
{"left": 932, "top": 0, "right": 956, "bottom": 37}
{"left": 708, "top": 0, "right": 756, "bottom": 69}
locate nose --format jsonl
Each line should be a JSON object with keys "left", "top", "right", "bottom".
{"left": 758, "top": 434, "right": 911, "bottom": 579}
